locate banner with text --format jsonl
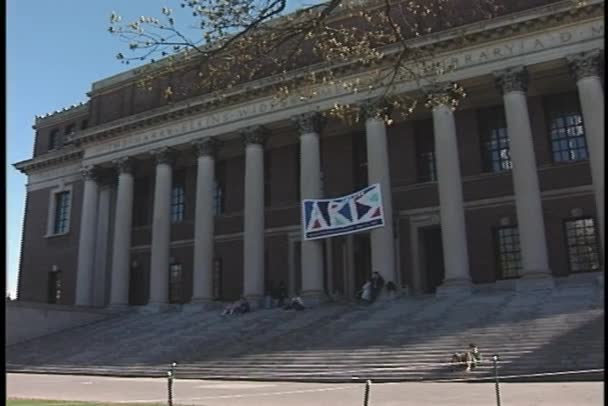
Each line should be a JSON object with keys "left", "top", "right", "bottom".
{"left": 302, "top": 184, "right": 385, "bottom": 241}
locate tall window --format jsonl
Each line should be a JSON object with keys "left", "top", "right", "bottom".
{"left": 479, "top": 107, "right": 512, "bottom": 173}
{"left": 214, "top": 161, "right": 225, "bottom": 215}
{"left": 53, "top": 191, "right": 70, "bottom": 234}
{"left": 171, "top": 184, "right": 185, "bottom": 223}
{"left": 415, "top": 120, "right": 436, "bottom": 182}
{"left": 169, "top": 263, "right": 183, "bottom": 304}
{"left": 564, "top": 217, "right": 601, "bottom": 273}
{"left": 545, "top": 93, "right": 588, "bottom": 162}
{"left": 494, "top": 226, "right": 522, "bottom": 279}
{"left": 49, "top": 129, "right": 60, "bottom": 150}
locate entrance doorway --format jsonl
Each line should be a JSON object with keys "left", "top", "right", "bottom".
{"left": 420, "top": 226, "right": 445, "bottom": 294}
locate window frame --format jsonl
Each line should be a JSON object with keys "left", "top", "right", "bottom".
{"left": 563, "top": 216, "right": 601, "bottom": 274}
{"left": 544, "top": 92, "right": 588, "bottom": 163}
{"left": 414, "top": 121, "right": 437, "bottom": 183}
{"left": 493, "top": 225, "right": 523, "bottom": 280}
{"left": 45, "top": 185, "right": 73, "bottom": 237}
{"left": 168, "top": 262, "right": 184, "bottom": 304}
{"left": 170, "top": 183, "right": 185, "bottom": 224}
{"left": 49, "top": 129, "right": 61, "bottom": 150}
{"left": 478, "top": 106, "right": 512, "bottom": 173}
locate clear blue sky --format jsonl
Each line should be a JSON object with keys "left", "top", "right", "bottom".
{"left": 7, "top": 0, "right": 317, "bottom": 299}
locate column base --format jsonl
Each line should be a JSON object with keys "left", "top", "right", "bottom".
{"left": 516, "top": 272, "right": 554, "bottom": 291}
{"left": 182, "top": 300, "right": 223, "bottom": 313}
{"left": 106, "top": 303, "right": 132, "bottom": 313}
{"left": 435, "top": 278, "right": 473, "bottom": 297}
{"left": 140, "top": 303, "right": 174, "bottom": 313}
{"left": 300, "top": 290, "right": 327, "bottom": 307}
{"left": 244, "top": 295, "right": 264, "bottom": 310}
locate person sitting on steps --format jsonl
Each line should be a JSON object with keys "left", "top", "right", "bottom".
{"left": 283, "top": 293, "right": 305, "bottom": 311}
{"left": 451, "top": 343, "right": 482, "bottom": 372}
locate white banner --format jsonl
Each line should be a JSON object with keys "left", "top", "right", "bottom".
{"left": 301, "top": 184, "right": 385, "bottom": 241}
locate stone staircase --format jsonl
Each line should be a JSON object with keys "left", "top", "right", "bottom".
{"left": 6, "top": 277, "right": 604, "bottom": 382}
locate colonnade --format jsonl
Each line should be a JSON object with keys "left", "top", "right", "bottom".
{"left": 73, "top": 51, "right": 604, "bottom": 307}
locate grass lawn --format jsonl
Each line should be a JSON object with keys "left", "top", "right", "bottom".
{"left": 7, "top": 400, "right": 165, "bottom": 406}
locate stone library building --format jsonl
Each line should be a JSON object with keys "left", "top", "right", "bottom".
{"left": 14, "top": 0, "right": 604, "bottom": 309}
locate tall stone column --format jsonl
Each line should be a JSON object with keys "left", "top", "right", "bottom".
{"left": 148, "top": 148, "right": 174, "bottom": 308}
{"left": 242, "top": 126, "right": 268, "bottom": 304}
{"left": 495, "top": 67, "right": 552, "bottom": 287}
{"left": 293, "top": 112, "right": 326, "bottom": 303}
{"left": 427, "top": 87, "right": 472, "bottom": 294}
{"left": 567, "top": 50, "right": 604, "bottom": 261}
{"left": 109, "top": 157, "right": 135, "bottom": 307}
{"left": 75, "top": 166, "right": 100, "bottom": 306}
{"left": 94, "top": 183, "right": 113, "bottom": 307}
{"left": 191, "top": 137, "right": 220, "bottom": 304}
{"left": 360, "top": 102, "right": 396, "bottom": 286}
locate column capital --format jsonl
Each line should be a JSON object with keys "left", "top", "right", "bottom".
{"left": 192, "top": 137, "right": 221, "bottom": 158}
{"left": 240, "top": 126, "right": 269, "bottom": 146}
{"left": 567, "top": 49, "right": 602, "bottom": 81}
{"left": 424, "top": 82, "right": 466, "bottom": 109}
{"left": 358, "top": 99, "right": 393, "bottom": 121}
{"left": 494, "top": 66, "right": 528, "bottom": 94}
{"left": 292, "top": 112, "right": 326, "bottom": 135}
{"left": 150, "top": 147, "right": 176, "bottom": 166}
{"left": 112, "top": 157, "right": 135, "bottom": 174}
{"left": 81, "top": 166, "right": 99, "bottom": 182}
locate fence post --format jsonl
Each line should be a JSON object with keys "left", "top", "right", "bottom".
{"left": 363, "top": 379, "right": 371, "bottom": 406}
{"left": 493, "top": 355, "right": 501, "bottom": 406}
{"left": 167, "top": 370, "right": 173, "bottom": 406}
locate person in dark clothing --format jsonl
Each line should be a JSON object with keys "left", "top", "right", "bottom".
{"left": 370, "top": 271, "right": 385, "bottom": 302}
{"left": 236, "top": 296, "right": 250, "bottom": 314}
{"left": 276, "top": 280, "right": 287, "bottom": 307}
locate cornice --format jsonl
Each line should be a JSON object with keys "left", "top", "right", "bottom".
{"left": 67, "top": 0, "right": 602, "bottom": 148}
{"left": 13, "top": 148, "right": 84, "bottom": 175}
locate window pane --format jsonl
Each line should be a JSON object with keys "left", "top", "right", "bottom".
{"left": 564, "top": 218, "right": 601, "bottom": 273}
{"left": 495, "top": 226, "right": 522, "bottom": 279}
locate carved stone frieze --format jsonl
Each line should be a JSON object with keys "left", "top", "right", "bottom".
{"left": 567, "top": 49, "right": 602, "bottom": 81}
{"left": 192, "top": 137, "right": 221, "bottom": 158}
{"left": 494, "top": 66, "right": 529, "bottom": 94}
{"left": 291, "top": 112, "right": 326, "bottom": 135}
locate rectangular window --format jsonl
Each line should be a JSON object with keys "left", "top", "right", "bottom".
{"left": 494, "top": 226, "right": 522, "bottom": 279}
{"left": 171, "top": 184, "right": 185, "bottom": 223}
{"left": 214, "top": 162, "right": 225, "bottom": 216}
{"left": 479, "top": 106, "right": 512, "bottom": 173}
{"left": 64, "top": 124, "right": 75, "bottom": 136}
{"left": 352, "top": 131, "right": 368, "bottom": 189}
{"left": 49, "top": 129, "right": 60, "bottom": 150}
{"left": 564, "top": 217, "right": 601, "bottom": 273}
{"left": 53, "top": 191, "right": 70, "bottom": 234}
{"left": 415, "top": 120, "right": 436, "bottom": 182}
{"left": 545, "top": 93, "right": 588, "bottom": 163}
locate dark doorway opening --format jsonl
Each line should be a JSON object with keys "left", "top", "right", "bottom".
{"left": 48, "top": 270, "right": 62, "bottom": 304}
{"left": 420, "top": 226, "right": 445, "bottom": 294}
{"left": 354, "top": 233, "right": 371, "bottom": 294}
{"left": 169, "top": 263, "right": 184, "bottom": 304}
{"left": 129, "top": 264, "right": 146, "bottom": 305}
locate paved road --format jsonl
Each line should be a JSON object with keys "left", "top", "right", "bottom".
{"left": 6, "top": 373, "right": 603, "bottom": 406}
